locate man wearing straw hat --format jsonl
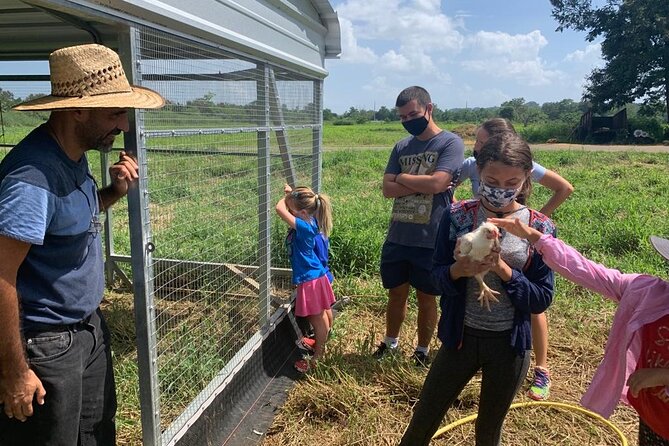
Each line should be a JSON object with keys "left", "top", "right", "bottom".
{"left": 0, "top": 44, "right": 163, "bottom": 445}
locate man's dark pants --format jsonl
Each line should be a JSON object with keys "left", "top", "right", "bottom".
{"left": 0, "top": 308, "right": 116, "bottom": 446}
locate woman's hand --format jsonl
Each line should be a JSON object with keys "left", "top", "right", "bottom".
{"left": 627, "top": 368, "right": 669, "bottom": 398}
{"left": 284, "top": 184, "right": 293, "bottom": 195}
{"left": 488, "top": 217, "right": 543, "bottom": 244}
{"left": 450, "top": 239, "right": 497, "bottom": 280}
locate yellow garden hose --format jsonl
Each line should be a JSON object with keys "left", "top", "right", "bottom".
{"left": 431, "top": 401, "right": 628, "bottom": 445}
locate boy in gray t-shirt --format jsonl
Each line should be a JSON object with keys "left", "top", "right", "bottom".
{"left": 374, "top": 86, "right": 464, "bottom": 366}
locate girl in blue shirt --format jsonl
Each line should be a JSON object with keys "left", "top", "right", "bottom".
{"left": 276, "top": 184, "right": 335, "bottom": 373}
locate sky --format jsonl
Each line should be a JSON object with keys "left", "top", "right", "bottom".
{"left": 323, "top": 0, "right": 604, "bottom": 114}
{"left": 0, "top": 0, "right": 604, "bottom": 115}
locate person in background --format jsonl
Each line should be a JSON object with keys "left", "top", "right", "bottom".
{"left": 454, "top": 117, "right": 574, "bottom": 400}
{"left": 0, "top": 44, "right": 164, "bottom": 445}
{"left": 374, "top": 86, "right": 465, "bottom": 366}
{"left": 490, "top": 216, "right": 669, "bottom": 445}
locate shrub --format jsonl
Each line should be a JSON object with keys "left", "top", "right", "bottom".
{"left": 519, "top": 122, "right": 574, "bottom": 143}
{"left": 333, "top": 119, "right": 355, "bottom": 126}
{"left": 450, "top": 123, "right": 478, "bottom": 139}
{"left": 628, "top": 116, "right": 664, "bottom": 141}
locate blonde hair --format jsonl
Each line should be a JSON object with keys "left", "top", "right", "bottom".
{"left": 287, "top": 186, "right": 333, "bottom": 238}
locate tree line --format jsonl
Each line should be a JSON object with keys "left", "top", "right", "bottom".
{"left": 325, "top": 98, "right": 591, "bottom": 126}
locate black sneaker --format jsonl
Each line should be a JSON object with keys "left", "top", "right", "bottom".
{"left": 411, "top": 350, "right": 431, "bottom": 367}
{"left": 373, "top": 341, "right": 397, "bottom": 359}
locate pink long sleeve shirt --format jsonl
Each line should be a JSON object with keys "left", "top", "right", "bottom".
{"left": 534, "top": 234, "right": 669, "bottom": 419}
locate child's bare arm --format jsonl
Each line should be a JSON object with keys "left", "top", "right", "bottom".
{"left": 488, "top": 217, "right": 542, "bottom": 244}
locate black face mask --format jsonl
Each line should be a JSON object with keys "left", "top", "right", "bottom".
{"left": 402, "top": 113, "right": 430, "bottom": 136}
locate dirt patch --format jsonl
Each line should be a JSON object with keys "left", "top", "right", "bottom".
{"left": 531, "top": 142, "right": 669, "bottom": 153}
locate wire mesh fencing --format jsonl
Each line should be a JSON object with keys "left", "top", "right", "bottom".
{"left": 0, "top": 21, "right": 323, "bottom": 445}
{"left": 123, "top": 26, "right": 323, "bottom": 445}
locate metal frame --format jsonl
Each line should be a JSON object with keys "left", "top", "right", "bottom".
{"left": 120, "top": 28, "right": 161, "bottom": 446}
{"left": 1, "top": 1, "right": 335, "bottom": 444}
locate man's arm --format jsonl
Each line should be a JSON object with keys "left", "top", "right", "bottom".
{"left": 382, "top": 173, "right": 417, "bottom": 198}
{"left": 394, "top": 171, "right": 453, "bottom": 195}
{"left": 0, "top": 235, "right": 46, "bottom": 421}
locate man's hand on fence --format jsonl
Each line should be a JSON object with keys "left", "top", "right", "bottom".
{"left": 109, "top": 151, "right": 139, "bottom": 196}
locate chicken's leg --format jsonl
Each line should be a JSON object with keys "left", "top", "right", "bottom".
{"left": 474, "top": 272, "right": 500, "bottom": 311}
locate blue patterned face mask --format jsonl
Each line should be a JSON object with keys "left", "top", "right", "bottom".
{"left": 478, "top": 182, "right": 521, "bottom": 208}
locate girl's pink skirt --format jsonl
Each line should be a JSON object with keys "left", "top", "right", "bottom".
{"left": 294, "top": 275, "right": 335, "bottom": 317}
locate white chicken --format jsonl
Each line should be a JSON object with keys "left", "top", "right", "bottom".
{"left": 457, "top": 222, "right": 501, "bottom": 311}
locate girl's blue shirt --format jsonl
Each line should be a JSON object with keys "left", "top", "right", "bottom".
{"left": 287, "top": 217, "right": 327, "bottom": 285}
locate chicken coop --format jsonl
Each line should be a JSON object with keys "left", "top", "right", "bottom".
{"left": 0, "top": 1, "right": 340, "bottom": 445}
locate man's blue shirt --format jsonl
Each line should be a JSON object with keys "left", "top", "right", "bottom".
{"left": 0, "top": 126, "right": 104, "bottom": 330}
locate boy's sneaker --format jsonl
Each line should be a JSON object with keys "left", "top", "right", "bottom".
{"left": 527, "top": 366, "right": 551, "bottom": 400}
{"left": 372, "top": 341, "right": 397, "bottom": 360}
{"left": 294, "top": 358, "right": 310, "bottom": 373}
{"left": 411, "top": 350, "right": 430, "bottom": 368}
{"left": 298, "top": 336, "right": 316, "bottom": 353}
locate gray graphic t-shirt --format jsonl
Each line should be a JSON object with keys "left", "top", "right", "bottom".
{"left": 384, "top": 131, "right": 464, "bottom": 248}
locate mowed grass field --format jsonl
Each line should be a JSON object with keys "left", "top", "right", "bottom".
{"left": 258, "top": 148, "right": 669, "bottom": 446}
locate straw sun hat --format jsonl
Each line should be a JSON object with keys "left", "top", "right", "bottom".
{"left": 13, "top": 44, "right": 164, "bottom": 111}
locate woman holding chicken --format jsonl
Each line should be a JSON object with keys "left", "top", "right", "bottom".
{"left": 400, "top": 132, "right": 556, "bottom": 446}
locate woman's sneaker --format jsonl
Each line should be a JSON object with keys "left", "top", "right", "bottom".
{"left": 527, "top": 366, "right": 551, "bottom": 400}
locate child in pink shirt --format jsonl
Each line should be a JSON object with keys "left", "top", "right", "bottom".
{"left": 490, "top": 217, "right": 669, "bottom": 445}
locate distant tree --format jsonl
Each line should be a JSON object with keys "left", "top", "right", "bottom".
{"left": 520, "top": 107, "right": 548, "bottom": 126}
{"left": 551, "top": 0, "right": 669, "bottom": 122}
{"left": 500, "top": 97, "right": 547, "bottom": 126}
{"left": 187, "top": 92, "right": 216, "bottom": 114}
{"left": 499, "top": 107, "right": 514, "bottom": 121}
{"left": 374, "top": 106, "right": 393, "bottom": 122}
{"left": 342, "top": 107, "right": 358, "bottom": 118}
{"left": 0, "top": 88, "right": 17, "bottom": 111}
{"left": 541, "top": 99, "right": 583, "bottom": 122}
{"left": 322, "top": 108, "right": 336, "bottom": 121}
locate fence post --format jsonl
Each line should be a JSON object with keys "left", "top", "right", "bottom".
{"left": 312, "top": 79, "right": 323, "bottom": 192}
{"left": 119, "top": 27, "right": 162, "bottom": 446}
{"left": 257, "top": 64, "right": 271, "bottom": 326}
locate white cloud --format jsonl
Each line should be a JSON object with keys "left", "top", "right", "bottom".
{"left": 564, "top": 42, "right": 602, "bottom": 63}
{"left": 461, "top": 30, "right": 562, "bottom": 86}
{"left": 469, "top": 30, "right": 547, "bottom": 58}
{"left": 337, "top": 17, "right": 378, "bottom": 64}
{"left": 335, "top": 0, "right": 462, "bottom": 83}
{"left": 379, "top": 49, "right": 438, "bottom": 74}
